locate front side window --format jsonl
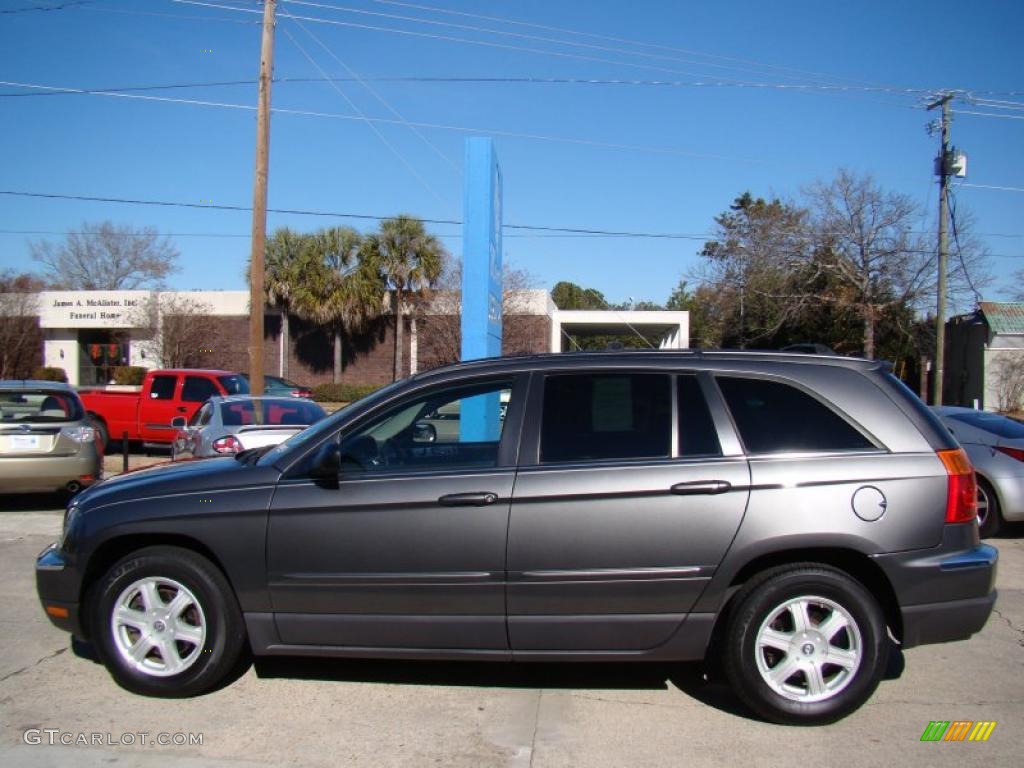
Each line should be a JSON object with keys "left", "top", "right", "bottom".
{"left": 334, "top": 380, "right": 513, "bottom": 474}
{"left": 541, "top": 373, "right": 671, "bottom": 463}
{"left": 149, "top": 375, "right": 177, "bottom": 401}
{"left": 717, "top": 376, "right": 874, "bottom": 454}
{"left": 182, "top": 376, "right": 219, "bottom": 403}
{"left": 188, "top": 403, "right": 212, "bottom": 427}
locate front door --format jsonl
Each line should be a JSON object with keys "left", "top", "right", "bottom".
{"left": 267, "top": 375, "right": 525, "bottom": 651}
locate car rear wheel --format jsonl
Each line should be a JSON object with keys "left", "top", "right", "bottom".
{"left": 88, "top": 415, "right": 108, "bottom": 455}
{"left": 90, "top": 546, "right": 246, "bottom": 697}
{"left": 976, "top": 477, "right": 1002, "bottom": 538}
{"left": 724, "top": 565, "right": 888, "bottom": 725}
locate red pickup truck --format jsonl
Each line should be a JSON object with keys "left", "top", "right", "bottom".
{"left": 80, "top": 369, "right": 247, "bottom": 448}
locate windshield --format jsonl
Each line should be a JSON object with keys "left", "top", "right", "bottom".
{"left": 257, "top": 378, "right": 406, "bottom": 467}
{"left": 0, "top": 389, "right": 84, "bottom": 423}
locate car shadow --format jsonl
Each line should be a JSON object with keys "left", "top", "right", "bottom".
{"left": 0, "top": 491, "right": 68, "bottom": 513}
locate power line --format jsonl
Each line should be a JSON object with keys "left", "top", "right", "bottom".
{"left": 953, "top": 109, "right": 1024, "bottom": 121}
{"left": 3, "top": 189, "right": 1021, "bottom": 248}
{"left": 0, "top": 1, "right": 92, "bottom": 13}
{"left": 957, "top": 182, "right": 1024, "bottom": 193}
{"left": 0, "top": 79, "right": 760, "bottom": 163}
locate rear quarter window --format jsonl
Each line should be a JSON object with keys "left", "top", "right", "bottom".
{"left": 717, "top": 376, "right": 875, "bottom": 454}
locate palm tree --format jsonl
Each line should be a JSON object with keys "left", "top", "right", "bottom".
{"left": 258, "top": 228, "right": 312, "bottom": 379}
{"left": 298, "top": 227, "right": 385, "bottom": 383}
{"left": 363, "top": 216, "right": 446, "bottom": 381}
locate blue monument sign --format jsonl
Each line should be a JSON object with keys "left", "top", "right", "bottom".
{"left": 460, "top": 138, "right": 503, "bottom": 442}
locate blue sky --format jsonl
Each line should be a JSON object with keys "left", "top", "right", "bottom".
{"left": 1, "top": 0, "right": 1021, "bottom": 307}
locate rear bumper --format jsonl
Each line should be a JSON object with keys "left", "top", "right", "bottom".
{"left": 0, "top": 450, "right": 101, "bottom": 493}
{"left": 873, "top": 526, "right": 998, "bottom": 648}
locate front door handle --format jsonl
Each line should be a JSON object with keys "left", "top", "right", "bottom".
{"left": 438, "top": 492, "right": 499, "bottom": 507}
{"left": 670, "top": 480, "right": 732, "bottom": 496}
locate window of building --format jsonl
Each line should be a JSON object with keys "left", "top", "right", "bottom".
{"left": 677, "top": 375, "right": 722, "bottom": 457}
{"left": 716, "top": 376, "right": 874, "bottom": 454}
{"left": 541, "top": 373, "right": 671, "bottom": 463}
{"left": 182, "top": 376, "right": 219, "bottom": 403}
{"left": 149, "top": 375, "right": 177, "bottom": 401}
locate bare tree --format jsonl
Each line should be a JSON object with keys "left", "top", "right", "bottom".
{"left": 30, "top": 221, "right": 179, "bottom": 289}
{"left": 132, "top": 293, "right": 218, "bottom": 369}
{"left": 990, "top": 354, "right": 1024, "bottom": 413}
{"left": 1013, "top": 270, "right": 1024, "bottom": 302}
{"left": 0, "top": 271, "right": 43, "bottom": 379}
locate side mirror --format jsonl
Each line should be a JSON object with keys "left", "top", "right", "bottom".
{"left": 413, "top": 421, "right": 437, "bottom": 443}
{"left": 171, "top": 416, "right": 187, "bottom": 429}
{"left": 308, "top": 442, "right": 342, "bottom": 481}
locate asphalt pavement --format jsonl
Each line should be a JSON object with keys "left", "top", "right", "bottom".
{"left": 1, "top": 490, "right": 1021, "bottom": 767}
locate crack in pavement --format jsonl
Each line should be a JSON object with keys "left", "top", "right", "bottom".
{"left": 528, "top": 690, "right": 541, "bottom": 768}
{"left": 0, "top": 647, "right": 66, "bottom": 684}
{"left": 993, "top": 608, "right": 1024, "bottom": 647}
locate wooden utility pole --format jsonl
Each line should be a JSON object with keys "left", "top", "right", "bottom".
{"left": 248, "top": 0, "right": 277, "bottom": 396}
{"left": 928, "top": 93, "right": 953, "bottom": 405}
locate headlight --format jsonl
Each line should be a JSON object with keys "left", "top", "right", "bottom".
{"left": 61, "top": 426, "right": 96, "bottom": 444}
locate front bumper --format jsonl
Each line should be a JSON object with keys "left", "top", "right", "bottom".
{"left": 36, "top": 544, "right": 85, "bottom": 636}
{"left": 873, "top": 524, "right": 998, "bottom": 648}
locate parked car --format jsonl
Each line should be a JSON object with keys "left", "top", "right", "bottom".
{"left": 1, "top": 381, "right": 101, "bottom": 494}
{"left": 933, "top": 405, "right": 1024, "bottom": 537}
{"left": 37, "top": 351, "right": 996, "bottom": 724}
{"left": 241, "top": 374, "right": 313, "bottom": 399}
{"left": 80, "top": 369, "right": 247, "bottom": 449}
{"left": 171, "top": 396, "right": 327, "bottom": 460}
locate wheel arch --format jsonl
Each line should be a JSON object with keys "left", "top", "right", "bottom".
{"left": 79, "top": 534, "right": 236, "bottom": 641}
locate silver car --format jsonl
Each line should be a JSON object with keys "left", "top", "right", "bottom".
{"left": 171, "top": 395, "right": 327, "bottom": 460}
{"left": 0, "top": 380, "right": 101, "bottom": 494}
{"left": 933, "top": 406, "right": 1024, "bottom": 537}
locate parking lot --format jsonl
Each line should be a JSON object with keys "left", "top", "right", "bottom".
{"left": 1, "top": 480, "right": 1022, "bottom": 768}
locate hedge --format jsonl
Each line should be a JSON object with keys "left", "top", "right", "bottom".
{"left": 112, "top": 366, "right": 148, "bottom": 385}
{"left": 312, "top": 382, "right": 383, "bottom": 403}
{"left": 32, "top": 366, "right": 68, "bottom": 383}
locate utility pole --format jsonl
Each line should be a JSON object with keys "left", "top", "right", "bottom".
{"left": 248, "top": 0, "right": 277, "bottom": 396}
{"left": 927, "top": 93, "right": 953, "bottom": 405}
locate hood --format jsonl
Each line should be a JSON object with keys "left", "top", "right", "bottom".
{"left": 76, "top": 455, "right": 281, "bottom": 511}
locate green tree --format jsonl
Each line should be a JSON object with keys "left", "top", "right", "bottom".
{"left": 362, "top": 215, "right": 446, "bottom": 381}
{"left": 297, "top": 227, "right": 386, "bottom": 383}
{"left": 551, "top": 281, "right": 608, "bottom": 310}
{"left": 260, "top": 228, "right": 315, "bottom": 379}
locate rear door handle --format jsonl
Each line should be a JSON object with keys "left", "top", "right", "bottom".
{"left": 438, "top": 492, "right": 499, "bottom": 507}
{"left": 670, "top": 480, "right": 732, "bottom": 496}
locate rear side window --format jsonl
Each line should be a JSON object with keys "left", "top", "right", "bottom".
{"left": 149, "top": 375, "right": 177, "bottom": 401}
{"left": 717, "top": 376, "right": 874, "bottom": 454}
{"left": 182, "top": 376, "right": 219, "bottom": 403}
{"left": 541, "top": 373, "right": 671, "bottom": 463}
{"left": 677, "top": 376, "right": 722, "bottom": 457}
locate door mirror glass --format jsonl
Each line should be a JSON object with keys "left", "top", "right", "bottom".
{"left": 412, "top": 421, "right": 437, "bottom": 443}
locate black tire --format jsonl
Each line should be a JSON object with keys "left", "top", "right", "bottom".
{"left": 976, "top": 477, "right": 1002, "bottom": 538}
{"left": 723, "top": 564, "right": 888, "bottom": 725}
{"left": 89, "top": 546, "right": 246, "bottom": 697}
{"left": 89, "top": 415, "right": 109, "bottom": 455}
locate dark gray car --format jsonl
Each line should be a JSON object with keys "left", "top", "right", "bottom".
{"left": 36, "top": 352, "right": 996, "bottom": 725}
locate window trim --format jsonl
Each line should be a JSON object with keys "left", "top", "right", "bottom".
{"left": 280, "top": 372, "right": 528, "bottom": 481}
{"left": 710, "top": 372, "right": 884, "bottom": 456}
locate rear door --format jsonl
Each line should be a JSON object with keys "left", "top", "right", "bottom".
{"left": 138, "top": 374, "right": 181, "bottom": 442}
{"left": 507, "top": 370, "right": 750, "bottom": 652}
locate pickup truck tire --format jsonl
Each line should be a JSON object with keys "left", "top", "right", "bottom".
{"left": 90, "top": 546, "right": 247, "bottom": 697}
{"left": 723, "top": 564, "right": 888, "bottom": 725}
{"left": 88, "top": 415, "right": 109, "bottom": 455}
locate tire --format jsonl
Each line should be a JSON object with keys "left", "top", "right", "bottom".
{"left": 89, "top": 415, "right": 109, "bottom": 456}
{"left": 723, "top": 564, "right": 888, "bottom": 725}
{"left": 976, "top": 477, "right": 1002, "bottom": 538}
{"left": 89, "top": 546, "right": 246, "bottom": 697}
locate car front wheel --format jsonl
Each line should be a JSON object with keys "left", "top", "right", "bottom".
{"left": 724, "top": 565, "right": 888, "bottom": 725}
{"left": 90, "top": 546, "right": 246, "bottom": 697}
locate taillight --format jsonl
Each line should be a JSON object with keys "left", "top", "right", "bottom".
{"left": 937, "top": 448, "right": 977, "bottom": 524}
{"left": 212, "top": 435, "right": 242, "bottom": 454}
{"left": 995, "top": 445, "right": 1024, "bottom": 463}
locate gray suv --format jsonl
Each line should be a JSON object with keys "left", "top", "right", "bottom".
{"left": 36, "top": 352, "right": 996, "bottom": 724}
